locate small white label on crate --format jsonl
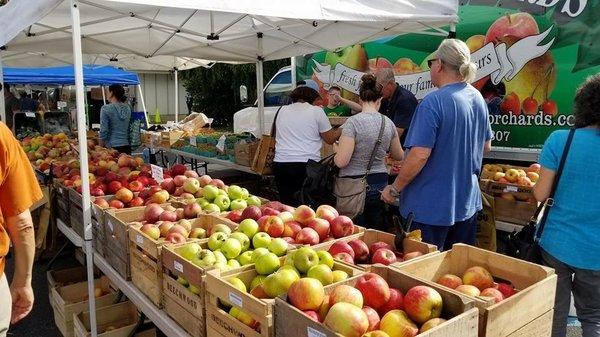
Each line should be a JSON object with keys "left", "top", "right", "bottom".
{"left": 228, "top": 292, "right": 243, "bottom": 307}
{"left": 174, "top": 260, "right": 184, "bottom": 273}
{"left": 25, "top": 112, "right": 36, "bottom": 118}
{"left": 136, "top": 234, "right": 144, "bottom": 245}
{"left": 190, "top": 137, "right": 197, "bottom": 146}
{"left": 151, "top": 164, "right": 164, "bottom": 183}
{"left": 307, "top": 327, "right": 327, "bottom": 337}
{"left": 504, "top": 185, "right": 518, "bottom": 193}
{"left": 216, "top": 135, "right": 226, "bottom": 153}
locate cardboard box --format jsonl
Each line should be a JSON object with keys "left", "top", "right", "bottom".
{"left": 234, "top": 140, "right": 259, "bottom": 167}
{"left": 493, "top": 197, "right": 538, "bottom": 226}
{"left": 274, "top": 265, "right": 479, "bottom": 337}
{"left": 393, "top": 244, "right": 557, "bottom": 337}
{"left": 160, "top": 130, "right": 185, "bottom": 148}
{"left": 204, "top": 260, "right": 363, "bottom": 337}
{"left": 73, "top": 301, "right": 156, "bottom": 337}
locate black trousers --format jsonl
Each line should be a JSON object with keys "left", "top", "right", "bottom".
{"left": 113, "top": 145, "right": 132, "bottom": 155}
{"left": 273, "top": 161, "right": 307, "bottom": 207}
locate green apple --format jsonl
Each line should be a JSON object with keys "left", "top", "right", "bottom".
{"left": 192, "top": 250, "right": 216, "bottom": 267}
{"left": 221, "top": 238, "right": 242, "bottom": 259}
{"left": 317, "top": 251, "right": 334, "bottom": 268}
{"left": 196, "top": 197, "right": 209, "bottom": 208}
{"left": 251, "top": 247, "right": 270, "bottom": 262}
{"left": 211, "top": 224, "right": 232, "bottom": 236}
{"left": 250, "top": 275, "right": 267, "bottom": 290}
{"left": 268, "top": 238, "right": 289, "bottom": 257}
{"left": 246, "top": 195, "right": 262, "bottom": 207}
{"left": 188, "top": 284, "right": 201, "bottom": 295}
{"left": 284, "top": 251, "right": 296, "bottom": 266}
{"left": 238, "top": 219, "right": 259, "bottom": 239}
{"left": 307, "top": 264, "right": 334, "bottom": 285}
{"left": 237, "top": 251, "right": 254, "bottom": 265}
{"left": 214, "top": 261, "right": 229, "bottom": 272}
{"left": 227, "top": 259, "right": 241, "bottom": 269}
{"left": 279, "top": 264, "right": 301, "bottom": 278}
{"left": 208, "top": 232, "right": 228, "bottom": 251}
{"left": 241, "top": 188, "right": 250, "bottom": 200}
{"left": 332, "top": 270, "right": 349, "bottom": 283}
{"left": 203, "top": 185, "right": 219, "bottom": 201}
{"left": 230, "top": 199, "right": 248, "bottom": 211}
{"left": 263, "top": 269, "right": 299, "bottom": 298}
{"left": 227, "top": 185, "right": 244, "bottom": 200}
{"left": 177, "top": 276, "right": 189, "bottom": 287}
{"left": 293, "top": 247, "right": 320, "bottom": 274}
{"left": 252, "top": 232, "right": 272, "bottom": 249}
{"left": 203, "top": 203, "right": 221, "bottom": 214}
{"left": 221, "top": 276, "right": 247, "bottom": 308}
{"left": 214, "top": 195, "right": 231, "bottom": 211}
{"left": 230, "top": 232, "right": 250, "bottom": 252}
{"left": 255, "top": 252, "right": 280, "bottom": 275}
{"left": 175, "top": 242, "right": 201, "bottom": 261}
{"left": 213, "top": 250, "right": 228, "bottom": 264}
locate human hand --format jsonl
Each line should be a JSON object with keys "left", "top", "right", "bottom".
{"left": 380, "top": 185, "right": 399, "bottom": 205}
{"left": 10, "top": 285, "right": 34, "bottom": 324}
{"left": 390, "top": 162, "right": 402, "bottom": 174}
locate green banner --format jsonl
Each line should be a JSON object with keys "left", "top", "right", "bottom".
{"left": 297, "top": 0, "right": 600, "bottom": 149}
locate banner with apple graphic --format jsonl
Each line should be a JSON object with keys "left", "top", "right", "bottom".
{"left": 297, "top": 0, "right": 600, "bottom": 150}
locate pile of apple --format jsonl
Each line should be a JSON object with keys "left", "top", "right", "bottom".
{"left": 483, "top": 163, "right": 540, "bottom": 187}
{"left": 218, "top": 246, "right": 349, "bottom": 332}
{"left": 328, "top": 239, "right": 423, "bottom": 267}
{"left": 132, "top": 203, "right": 211, "bottom": 243}
{"left": 227, "top": 204, "right": 356, "bottom": 246}
{"left": 287, "top": 272, "right": 448, "bottom": 337}
{"left": 436, "top": 266, "right": 517, "bottom": 304}
{"left": 92, "top": 185, "right": 170, "bottom": 209}
{"left": 22, "top": 133, "right": 73, "bottom": 170}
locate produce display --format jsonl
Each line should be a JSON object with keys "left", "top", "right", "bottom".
{"left": 286, "top": 272, "right": 450, "bottom": 337}
{"left": 436, "top": 265, "right": 517, "bottom": 303}
{"left": 481, "top": 163, "right": 540, "bottom": 186}
{"left": 327, "top": 236, "right": 423, "bottom": 266}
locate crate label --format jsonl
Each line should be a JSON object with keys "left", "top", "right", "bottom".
{"left": 228, "top": 292, "right": 243, "bottom": 307}
{"left": 504, "top": 185, "right": 519, "bottom": 193}
{"left": 25, "top": 112, "right": 36, "bottom": 118}
{"left": 136, "top": 234, "right": 144, "bottom": 245}
{"left": 307, "top": 327, "right": 327, "bottom": 337}
{"left": 174, "top": 260, "right": 184, "bottom": 273}
{"left": 190, "top": 137, "right": 197, "bottom": 146}
{"left": 150, "top": 164, "right": 164, "bottom": 183}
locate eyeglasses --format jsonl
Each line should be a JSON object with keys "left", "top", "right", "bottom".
{"left": 427, "top": 58, "right": 439, "bottom": 68}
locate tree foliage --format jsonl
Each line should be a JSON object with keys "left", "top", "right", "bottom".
{"left": 181, "top": 59, "right": 289, "bottom": 128}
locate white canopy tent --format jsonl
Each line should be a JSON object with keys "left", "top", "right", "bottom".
{"left": 1, "top": 0, "right": 458, "bottom": 335}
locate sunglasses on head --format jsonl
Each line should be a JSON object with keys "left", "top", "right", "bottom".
{"left": 427, "top": 58, "right": 439, "bottom": 68}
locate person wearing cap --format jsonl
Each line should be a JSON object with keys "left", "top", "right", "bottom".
{"left": 274, "top": 80, "right": 341, "bottom": 206}
{"left": 323, "top": 85, "right": 362, "bottom": 117}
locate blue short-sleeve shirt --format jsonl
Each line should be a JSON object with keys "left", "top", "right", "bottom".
{"left": 400, "top": 82, "right": 492, "bottom": 226}
{"left": 539, "top": 129, "right": 600, "bottom": 270}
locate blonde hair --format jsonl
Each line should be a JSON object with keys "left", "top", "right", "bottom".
{"left": 436, "top": 39, "right": 477, "bottom": 83}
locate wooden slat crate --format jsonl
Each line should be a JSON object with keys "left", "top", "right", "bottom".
{"left": 73, "top": 301, "right": 156, "bottom": 337}
{"left": 274, "top": 265, "right": 479, "bottom": 337}
{"left": 162, "top": 272, "right": 206, "bottom": 337}
{"left": 392, "top": 244, "right": 557, "bottom": 337}
{"left": 47, "top": 266, "right": 89, "bottom": 306}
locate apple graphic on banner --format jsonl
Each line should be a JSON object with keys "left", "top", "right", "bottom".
{"left": 485, "top": 12, "right": 539, "bottom": 45}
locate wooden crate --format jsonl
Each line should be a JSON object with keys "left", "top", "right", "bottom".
{"left": 162, "top": 272, "right": 206, "bottom": 337}
{"left": 479, "top": 179, "right": 534, "bottom": 201}
{"left": 392, "top": 244, "right": 557, "bottom": 337}
{"left": 73, "top": 301, "right": 152, "bottom": 337}
{"left": 47, "top": 266, "right": 88, "bottom": 306}
{"left": 274, "top": 265, "right": 479, "bottom": 337}
{"left": 160, "top": 130, "right": 185, "bottom": 148}
{"left": 104, "top": 207, "right": 145, "bottom": 279}
{"left": 494, "top": 197, "right": 538, "bottom": 226}
{"left": 55, "top": 182, "right": 71, "bottom": 227}
{"left": 310, "top": 229, "right": 437, "bottom": 268}
{"left": 205, "top": 260, "right": 363, "bottom": 337}
{"left": 70, "top": 204, "right": 85, "bottom": 239}
{"left": 92, "top": 217, "right": 107, "bottom": 258}
{"left": 50, "top": 277, "right": 118, "bottom": 337}
{"left": 506, "top": 310, "right": 552, "bottom": 337}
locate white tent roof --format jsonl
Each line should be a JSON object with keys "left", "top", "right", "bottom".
{"left": 2, "top": 0, "right": 459, "bottom": 63}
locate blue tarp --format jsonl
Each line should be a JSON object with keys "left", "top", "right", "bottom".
{"left": 3, "top": 65, "right": 140, "bottom": 85}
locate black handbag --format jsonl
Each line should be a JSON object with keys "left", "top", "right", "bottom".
{"left": 506, "top": 128, "right": 575, "bottom": 263}
{"left": 297, "top": 154, "right": 338, "bottom": 209}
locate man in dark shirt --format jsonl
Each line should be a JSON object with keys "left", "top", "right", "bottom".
{"left": 376, "top": 68, "right": 418, "bottom": 145}
{"left": 2, "top": 84, "right": 20, "bottom": 131}
{"left": 18, "top": 92, "right": 38, "bottom": 112}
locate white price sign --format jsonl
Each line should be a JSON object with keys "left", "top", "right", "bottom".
{"left": 151, "top": 164, "right": 164, "bottom": 183}
{"left": 190, "top": 137, "right": 197, "bottom": 146}
{"left": 228, "top": 292, "right": 243, "bottom": 307}
{"left": 136, "top": 235, "right": 144, "bottom": 245}
{"left": 57, "top": 101, "right": 67, "bottom": 108}
{"left": 216, "top": 135, "right": 226, "bottom": 153}
{"left": 174, "top": 260, "right": 184, "bottom": 273}
{"left": 25, "top": 112, "right": 36, "bottom": 118}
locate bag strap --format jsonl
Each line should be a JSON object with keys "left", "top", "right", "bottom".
{"left": 364, "top": 114, "right": 386, "bottom": 177}
{"left": 534, "top": 128, "right": 576, "bottom": 239}
{"left": 270, "top": 105, "right": 284, "bottom": 137}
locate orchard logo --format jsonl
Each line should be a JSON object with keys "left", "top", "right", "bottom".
{"left": 517, "top": 0, "right": 587, "bottom": 18}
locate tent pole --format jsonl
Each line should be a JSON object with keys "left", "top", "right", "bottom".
{"left": 290, "top": 56, "right": 297, "bottom": 89}
{"left": 174, "top": 69, "right": 179, "bottom": 123}
{"left": 70, "top": 2, "right": 97, "bottom": 337}
{"left": 137, "top": 84, "right": 150, "bottom": 128}
{"left": 256, "top": 32, "right": 265, "bottom": 136}
{"left": 101, "top": 85, "right": 106, "bottom": 104}
{"left": 0, "top": 53, "right": 5, "bottom": 125}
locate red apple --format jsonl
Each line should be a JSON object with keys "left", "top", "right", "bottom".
{"left": 261, "top": 207, "right": 280, "bottom": 216}
{"left": 403, "top": 286, "right": 443, "bottom": 324}
{"left": 173, "top": 175, "right": 187, "bottom": 187}
{"left": 241, "top": 205, "right": 262, "bottom": 221}
{"left": 115, "top": 188, "right": 134, "bottom": 203}
{"left": 495, "top": 283, "right": 516, "bottom": 299}
{"left": 348, "top": 239, "right": 370, "bottom": 264}
{"left": 481, "top": 288, "right": 504, "bottom": 303}
{"left": 328, "top": 241, "right": 355, "bottom": 259}
{"left": 183, "top": 203, "right": 202, "bottom": 219}
{"left": 330, "top": 216, "right": 355, "bottom": 238}
{"left": 158, "top": 222, "right": 174, "bottom": 237}
{"left": 109, "top": 199, "right": 124, "bottom": 209}
{"left": 437, "top": 274, "right": 462, "bottom": 290}
{"left": 209, "top": 178, "right": 225, "bottom": 189}
{"left": 129, "top": 180, "right": 144, "bottom": 192}
{"left": 462, "top": 266, "right": 494, "bottom": 291}
{"left": 226, "top": 209, "right": 243, "bottom": 223}
{"left": 144, "top": 204, "right": 164, "bottom": 224}
{"left": 356, "top": 273, "right": 391, "bottom": 310}
{"left": 378, "top": 288, "right": 404, "bottom": 316}
{"left": 282, "top": 221, "right": 302, "bottom": 238}
{"left": 171, "top": 164, "right": 187, "bottom": 176}
{"left": 315, "top": 205, "right": 339, "bottom": 223}
{"left": 129, "top": 196, "right": 144, "bottom": 207}
{"left": 107, "top": 181, "right": 123, "bottom": 194}
{"left": 333, "top": 252, "right": 354, "bottom": 264}
{"left": 305, "top": 218, "right": 330, "bottom": 241}
{"left": 140, "top": 224, "right": 160, "bottom": 240}
{"left": 371, "top": 249, "right": 397, "bottom": 265}
{"left": 261, "top": 215, "right": 285, "bottom": 238}
{"left": 165, "top": 232, "right": 186, "bottom": 244}
{"left": 160, "top": 178, "right": 176, "bottom": 193}
{"left": 198, "top": 175, "right": 212, "bottom": 187}
{"left": 402, "top": 251, "right": 423, "bottom": 261}
{"left": 293, "top": 205, "right": 316, "bottom": 225}
{"left": 303, "top": 310, "right": 321, "bottom": 322}
{"left": 93, "top": 198, "right": 110, "bottom": 209}
{"left": 90, "top": 187, "right": 105, "bottom": 197}
{"left": 362, "top": 306, "right": 381, "bottom": 332}
{"left": 369, "top": 242, "right": 393, "bottom": 258}
{"left": 159, "top": 210, "right": 178, "bottom": 222}
{"left": 295, "top": 227, "right": 320, "bottom": 245}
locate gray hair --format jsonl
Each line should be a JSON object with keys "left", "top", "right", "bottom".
{"left": 375, "top": 67, "right": 395, "bottom": 84}
{"left": 436, "top": 39, "right": 477, "bottom": 83}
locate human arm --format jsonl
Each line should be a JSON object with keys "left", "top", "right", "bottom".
{"left": 6, "top": 210, "right": 35, "bottom": 324}
{"left": 334, "top": 135, "right": 355, "bottom": 168}
{"left": 337, "top": 95, "right": 362, "bottom": 113}
{"left": 389, "top": 133, "right": 404, "bottom": 161}
{"left": 316, "top": 107, "right": 340, "bottom": 145}
{"left": 484, "top": 140, "right": 492, "bottom": 153}
{"left": 99, "top": 106, "right": 110, "bottom": 146}
{"left": 381, "top": 147, "right": 431, "bottom": 204}
{"left": 321, "top": 128, "right": 341, "bottom": 145}
{"left": 533, "top": 167, "right": 555, "bottom": 202}
{"left": 396, "top": 127, "right": 406, "bottom": 139}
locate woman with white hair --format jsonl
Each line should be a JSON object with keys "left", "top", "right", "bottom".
{"left": 381, "top": 39, "right": 493, "bottom": 250}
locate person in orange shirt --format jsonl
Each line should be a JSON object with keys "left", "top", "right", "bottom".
{"left": 0, "top": 122, "right": 42, "bottom": 336}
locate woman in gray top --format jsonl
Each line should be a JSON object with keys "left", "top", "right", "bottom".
{"left": 100, "top": 84, "right": 132, "bottom": 154}
{"left": 334, "top": 74, "right": 404, "bottom": 230}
